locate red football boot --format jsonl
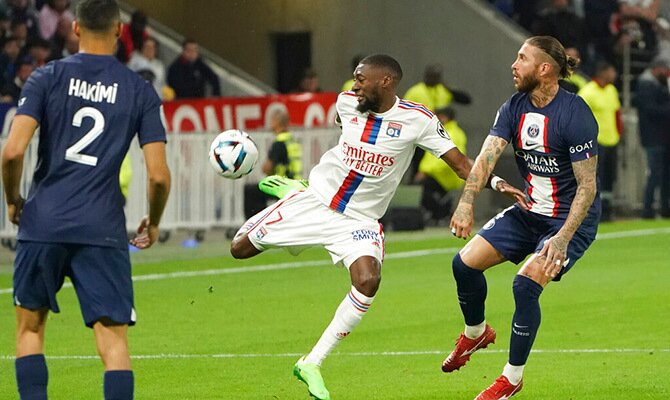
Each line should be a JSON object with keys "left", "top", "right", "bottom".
{"left": 441, "top": 324, "right": 496, "bottom": 372}
{"left": 474, "top": 375, "right": 523, "bottom": 400}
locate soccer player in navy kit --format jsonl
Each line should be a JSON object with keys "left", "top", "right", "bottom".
{"left": 442, "top": 36, "right": 600, "bottom": 399}
{"left": 1, "top": 1, "right": 171, "bottom": 399}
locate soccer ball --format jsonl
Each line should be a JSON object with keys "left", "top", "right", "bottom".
{"left": 208, "top": 129, "right": 258, "bottom": 179}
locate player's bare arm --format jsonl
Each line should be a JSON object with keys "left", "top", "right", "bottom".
{"left": 539, "top": 156, "right": 598, "bottom": 276}
{"left": 449, "top": 135, "right": 516, "bottom": 239}
{"left": 1, "top": 115, "right": 39, "bottom": 224}
{"left": 130, "top": 141, "right": 171, "bottom": 249}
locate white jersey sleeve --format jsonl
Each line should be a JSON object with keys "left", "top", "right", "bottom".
{"left": 416, "top": 115, "right": 457, "bottom": 158}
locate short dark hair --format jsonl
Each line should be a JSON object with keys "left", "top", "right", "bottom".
{"left": 182, "top": 38, "right": 198, "bottom": 48}
{"left": 75, "top": 0, "right": 120, "bottom": 32}
{"left": 594, "top": 60, "right": 614, "bottom": 75}
{"left": 360, "top": 54, "right": 403, "bottom": 81}
{"left": 525, "top": 36, "right": 579, "bottom": 79}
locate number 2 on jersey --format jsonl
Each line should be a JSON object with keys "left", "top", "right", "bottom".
{"left": 66, "top": 106, "right": 104, "bottom": 166}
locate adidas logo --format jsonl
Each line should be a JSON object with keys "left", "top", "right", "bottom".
{"left": 350, "top": 117, "right": 358, "bottom": 125}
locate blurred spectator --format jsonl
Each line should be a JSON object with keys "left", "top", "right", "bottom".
{"left": 0, "top": 36, "right": 21, "bottom": 86}
{"left": 292, "top": 67, "right": 320, "bottom": 93}
{"left": 27, "top": 37, "right": 51, "bottom": 67}
{"left": 0, "top": 57, "right": 33, "bottom": 104}
{"left": 38, "top": 0, "right": 72, "bottom": 40}
{"left": 262, "top": 109, "right": 303, "bottom": 179}
{"left": 8, "top": 0, "right": 39, "bottom": 40}
{"left": 578, "top": 61, "right": 621, "bottom": 221}
{"left": 584, "top": 0, "right": 618, "bottom": 64}
{"left": 633, "top": 58, "right": 670, "bottom": 218}
{"left": 0, "top": 11, "right": 10, "bottom": 41}
{"left": 117, "top": 9, "right": 148, "bottom": 63}
{"left": 414, "top": 106, "right": 467, "bottom": 226}
{"left": 560, "top": 47, "right": 589, "bottom": 92}
{"left": 513, "top": 0, "right": 544, "bottom": 31}
{"left": 404, "top": 64, "right": 471, "bottom": 112}
{"left": 47, "top": 16, "right": 71, "bottom": 59}
{"left": 128, "top": 37, "right": 167, "bottom": 99}
{"left": 245, "top": 109, "right": 303, "bottom": 218}
{"left": 167, "top": 39, "right": 220, "bottom": 99}
{"left": 612, "top": 0, "right": 659, "bottom": 76}
{"left": 531, "top": 0, "right": 588, "bottom": 61}
{"left": 404, "top": 64, "right": 471, "bottom": 183}
{"left": 341, "top": 54, "right": 363, "bottom": 92}
{"left": 10, "top": 18, "right": 29, "bottom": 49}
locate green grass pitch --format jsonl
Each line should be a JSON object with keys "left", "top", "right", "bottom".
{"left": 1, "top": 220, "right": 669, "bottom": 399}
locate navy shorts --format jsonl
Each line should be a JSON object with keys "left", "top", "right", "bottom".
{"left": 478, "top": 205, "right": 598, "bottom": 281}
{"left": 13, "top": 241, "right": 136, "bottom": 328}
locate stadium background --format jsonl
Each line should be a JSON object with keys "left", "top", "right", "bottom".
{"left": 0, "top": 0, "right": 669, "bottom": 398}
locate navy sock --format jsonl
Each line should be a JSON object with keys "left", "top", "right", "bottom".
{"left": 15, "top": 354, "right": 48, "bottom": 400}
{"left": 509, "top": 274, "right": 544, "bottom": 365}
{"left": 452, "top": 253, "right": 487, "bottom": 326}
{"left": 104, "top": 370, "right": 134, "bottom": 400}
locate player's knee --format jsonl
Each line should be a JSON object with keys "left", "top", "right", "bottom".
{"left": 230, "top": 237, "right": 255, "bottom": 259}
{"left": 351, "top": 262, "right": 381, "bottom": 297}
{"left": 452, "top": 253, "right": 479, "bottom": 279}
{"left": 512, "top": 274, "right": 543, "bottom": 301}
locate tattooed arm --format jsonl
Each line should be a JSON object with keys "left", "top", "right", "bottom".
{"left": 539, "top": 156, "right": 598, "bottom": 277}
{"left": 448, "top": 135, "right": 510, "bottom": 239}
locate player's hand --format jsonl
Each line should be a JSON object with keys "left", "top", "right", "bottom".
{"left": 450, "top": 202, "right": 474, "bottom": 239}
{"left": 497, "top": 181, "right": 530, "bottom": 210}
{"left": 538, "top": 234, "right": 569, "bottom": 278}
{"left": 130, "top": 216, "right": 159, "bottom": 249}
{"left": 7, "top": 196, "right": 25, "bottom": 225}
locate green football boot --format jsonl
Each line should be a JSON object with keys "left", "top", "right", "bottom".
{"left": 258, "top": 175, "right": 308, "bottom": 199}
{"left": 293, "top": 356, "right": 331, "bottom": 400}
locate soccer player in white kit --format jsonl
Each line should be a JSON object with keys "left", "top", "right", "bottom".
{"left": 230, "top": 54, "right": 526, "bottom": 400}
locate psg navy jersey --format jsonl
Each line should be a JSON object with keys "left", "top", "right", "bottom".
{"left": 15, "top": 53, "right": 166, "bottom": 248}
{"left": 490, "top": 88, "right": 601, "bottom": 224}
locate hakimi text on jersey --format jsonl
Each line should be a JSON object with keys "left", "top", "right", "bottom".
{"left": 68, "top": 78, "right": 118, "bottom": 104}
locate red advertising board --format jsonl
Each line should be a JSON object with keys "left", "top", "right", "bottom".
{"left": 162, "top": 92, "right": 339, "bottom": 133}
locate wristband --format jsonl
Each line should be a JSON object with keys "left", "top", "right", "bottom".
{"left": 490, "top": 176, "right": 504, "bottom": 191}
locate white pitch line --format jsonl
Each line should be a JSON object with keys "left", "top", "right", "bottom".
{"left": 1, "top": 226, "right": 669, "bottom": 295}
{"left": 0, "top": 348, "right": 668, "bottom": 361}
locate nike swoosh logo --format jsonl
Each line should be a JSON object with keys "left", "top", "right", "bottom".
{"left": 524, "top": 141, "right": 534, "bottom": 147}
{"left": 513, "top": 323, "right": 528, "bottom": 329}
{"left": 462, "top": 334, "right": 489, "bottom": 356}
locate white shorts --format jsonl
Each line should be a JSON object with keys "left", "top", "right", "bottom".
{"left": 243, "top": 189, "right": 384, "bottom": 268}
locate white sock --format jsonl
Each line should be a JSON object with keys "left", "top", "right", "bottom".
{"left": 464, "top": 321, "right": 486, "bottom": 339}
{"left": 502, "top": 362, "right": 524, "bottom": 385}
{"left": 305, "top": 286, "right": 374, "bottom": 366}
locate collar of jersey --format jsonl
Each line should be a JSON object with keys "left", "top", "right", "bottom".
{"left": 367, "top": 96, "right": 400, "bottom": 117}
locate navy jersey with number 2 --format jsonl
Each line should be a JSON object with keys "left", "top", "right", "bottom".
{"left": 15, "top": 53, "right": 166, "bottom": 249}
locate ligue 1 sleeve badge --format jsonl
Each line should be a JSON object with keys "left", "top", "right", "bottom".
{"left": 386, "top": 122, "right": 402, "bottom": 138}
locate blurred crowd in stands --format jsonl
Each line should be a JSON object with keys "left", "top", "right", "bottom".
{"left": 0, "top": 1, "right": 220, "bottom": 103}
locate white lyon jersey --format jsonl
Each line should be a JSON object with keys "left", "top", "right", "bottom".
{"left": 309, "top": 91, "right": 456, "bottom": 221}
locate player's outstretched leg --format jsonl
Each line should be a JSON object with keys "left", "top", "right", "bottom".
{"left": 442, "top": 253, "right": 496, "bottom": 372}
{"left": 259, "top": 175, "right": 308, "bottom": 199}
{"left": 294, "top": 256, "right": 380, "bottom": 400}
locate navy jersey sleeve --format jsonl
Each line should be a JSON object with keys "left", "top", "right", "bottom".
{"left": 15, "top": 66, "right": 51, "bottom": 124}
{"left": 137, "top": 81, "right": 167, "bottom": 146}
{"left": 565, "top": 97, "right": 598, "bottom": 162}
{"left": 489, "top": 99, "right": 514, "bottom": 142}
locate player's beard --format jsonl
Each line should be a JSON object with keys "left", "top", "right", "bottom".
{"left": 516, "top": 72, "right": 540, "bottom": 93}
{"left": 356, "top": 90, "right": 381, "bottom": 113}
